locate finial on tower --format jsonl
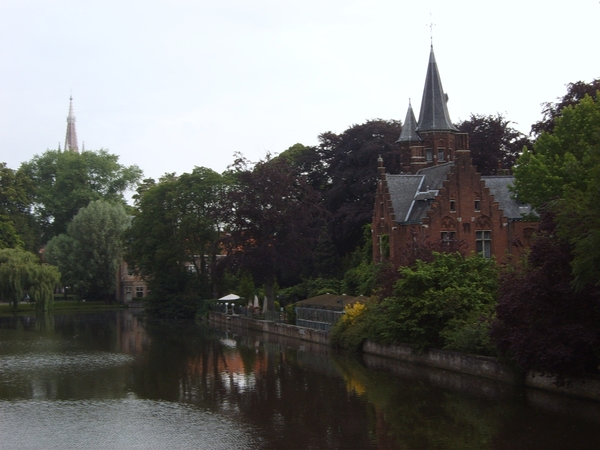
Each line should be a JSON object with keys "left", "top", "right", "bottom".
{"left": 428, "top": 13, "right": 436, "bottom": 46}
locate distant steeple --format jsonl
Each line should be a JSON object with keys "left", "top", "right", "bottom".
{"left": 416, "top": 46, "right": 457, "bottom": 132}
{"left": 397, "top": 100, "right": 422, "bottom": 143}
{"left": 64, "top": 96, "right": 79, "bottom": 153}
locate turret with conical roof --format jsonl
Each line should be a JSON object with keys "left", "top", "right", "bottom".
{"left": 64, "top": 96, "right": 79, "bottom": 153}
{"left": 397, "top": 100, "right": 421, "bottom": 143}
{"left": 395, "top": 46, "right": 468, "bottom": 174}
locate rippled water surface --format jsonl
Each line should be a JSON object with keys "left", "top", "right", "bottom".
{"left": 1, "top": 311, "right": 600, "bottom": 449}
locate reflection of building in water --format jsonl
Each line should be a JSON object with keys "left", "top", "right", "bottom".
{"left": 116, "top": 311, "right": 150, "bottom": 354}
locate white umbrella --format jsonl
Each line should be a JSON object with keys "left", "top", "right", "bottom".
{"left": 218, "top": 293, "right": 240, "bottom": 301}
{"left": 253, "top": 295, "right": 259, "bottom": 309}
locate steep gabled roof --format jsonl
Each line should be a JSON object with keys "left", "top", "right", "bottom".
{"left": 416, "top": 47, "right": 458, "bottom": 133}
{"left": 386, "top": 162, "right": 454, "bottom": 223}
{"left": 397, "top": 101, "right": 421, "bottom": 143}
{"left": 482, "top": 176, "right": 535, "bottom": 219}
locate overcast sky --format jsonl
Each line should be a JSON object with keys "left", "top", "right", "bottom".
{"left": 1, "top": 1, "right": 598, "bottom": 183}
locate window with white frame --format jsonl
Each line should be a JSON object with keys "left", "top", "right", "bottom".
{"left": 476, "top": 230, "right": 491, "bottom": 258}
{"left": 136, "top": 286, "right": 144, "bottom": 298}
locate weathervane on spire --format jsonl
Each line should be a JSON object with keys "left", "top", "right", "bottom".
{"left": 428, "top": 13, "right": 436, "bottom": 46}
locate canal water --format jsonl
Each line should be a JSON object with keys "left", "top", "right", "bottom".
{"left": 1, "top": 311, "right": 599, "bottom": 449}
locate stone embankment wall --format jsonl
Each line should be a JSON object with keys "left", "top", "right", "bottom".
{"left": 362, "top": 340, "right": 522, "bottom": 384}
{"left": 208, "top": 312, "right": 600, "bottom": 401}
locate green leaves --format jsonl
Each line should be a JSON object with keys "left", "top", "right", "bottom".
{"left": 0, "top": 248, "right": 60, "bottom": 310}
{"left": 514, "top": 95, "right": 600, "bottom": 210}
{"left": 125, "top": 167, "right": 227, "bottom": 315}
{"left": 20, "top": 149, "right": 141, "bottom": 242}
{"left": 376, "top": 253, "right": 498, "bottom": 351}
{"left": 45, "top": 200, "right": 130, "bottom": 300}
{"left": 331, "top": 252, "right": 499, "bottom": 353}
{"left": 514, "top": 94, "right": 600, "bottom": 289}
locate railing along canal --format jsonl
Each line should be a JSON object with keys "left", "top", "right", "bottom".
{"left": 212, "top": 304, "right": 343, "bottom": 331}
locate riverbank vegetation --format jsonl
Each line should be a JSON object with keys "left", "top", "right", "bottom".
{"left": 1, "top": 79, "right": 599, "bottom": 384}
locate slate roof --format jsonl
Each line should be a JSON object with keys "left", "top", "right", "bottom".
{"left": 416, "top": 47, "right": 458, "bottom": 133}
{"left": 397, "top": 102, "right": 421, "bottom": 143}
{"left": 386, "top": 163, "right": 453, "bottom": 223}
{"left": 481, "top": 176, "right": 534, "bottom": 219}
{"left": 386, "top": 166, "right": 533, "bottom": 224}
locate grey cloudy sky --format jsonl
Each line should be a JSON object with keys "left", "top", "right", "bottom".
{"left": 1, "top": 1, "right": 598, "bottom": 183}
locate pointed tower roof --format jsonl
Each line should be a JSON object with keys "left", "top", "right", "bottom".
{"left": 416, "top": 47, "right": 457, "bottom": 132}
{"left": 396, "top": 100, "right": 422, "bottom": 143}
{"left": 64, "top": 96, "right": 79, "bottom": 153}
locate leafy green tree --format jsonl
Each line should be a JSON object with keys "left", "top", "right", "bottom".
{"left": 0, "top": 248, "right": 60, "bottom": 311}
{"left": 531, "top": 79, "right": 600, "bottom": 136}
{"left": 514, "top": 95, "right": 600, "bottom": 210}
{"left": 456, "top": 113, "right": 531, "bottom": 175}
{"left": 224, "top": 154, "right": 328, "bottom": 311}
{"left": 372, "top": 252, "right": 498, "bottom": 351}
{"left": 0, "top": 162, "right": 36, "bottom": 250}
{"left": 20, "top": 149, "right": 142, "bottom": 242}
{"left": 45, "top": 200, "right": 130, "bottom": 300}
{"left": 514, "top": 94, "right": 600, "bottom": 288}
{"left": 125, "top": 167, "right": 226, "bottom": 317}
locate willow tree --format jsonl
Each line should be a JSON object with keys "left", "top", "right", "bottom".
{"left": 45, "top": 200, "right": 130, "bottom": 301}
{"left": 0, "top": 248, "right": 60, "bottom": 311}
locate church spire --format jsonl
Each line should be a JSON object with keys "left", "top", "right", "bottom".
{"left": 64, "top": 96, "right": 79, "bottom": 153}
{"left": 397, "top": 100, "right": 421, "bottom": 143}
{"left": 416, "top": 46, "right": 457, "bottom": 132}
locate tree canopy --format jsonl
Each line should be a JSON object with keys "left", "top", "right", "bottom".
{"left": 20, "top": 149, "right": 142, "bottom": 242}
{"left": 318, "top": 119, "right": 403, "bottom": 257}
{"left": 0, "top": 162, "right": 35, "bottom": 250}
{"left": 514, "top": 95, "right": 600, "bottom": 210}
{"left": 492, "top": 213, "right": 600, "bottom": 384}
{"left": 125, "top": 167, "right": 227, "bottom": 317}
{"left": 223, "top": 154, "right": 328, "bottom": 310}
{"left": 0, "top": 247, "right": 60, "bottom": 311}
{"left": 513, "top": 94, "right": 600, "bottom": 289}
{"left": 531, "top": 79, "right": 600, "bottom": 136}
{"left": 456, "top": 113, "right": 531, "bottom": 175}
{"left": 45, "top": 200, "right": 130, "bottom": 300}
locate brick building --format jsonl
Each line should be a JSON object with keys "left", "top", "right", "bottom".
{"left": 372, "top": 47, "right": 537, "bottom": 267}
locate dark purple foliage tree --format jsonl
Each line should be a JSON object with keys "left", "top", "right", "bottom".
{"left": 319, "top": 119, "right": 403, "bottom": 257}
{"left": 531, "top": 79, "right": 600, "bottom": 137}
{"left": 456, "top": 113, "right": 531, "bottom": 175}
{"left": 223, "top": 154, "right": 328, "bottom": 310}
{"left": 491, "top": 212, "right": 600, "bottom": 385}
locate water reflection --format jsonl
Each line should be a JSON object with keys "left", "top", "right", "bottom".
{"left": 0, "top": 311, "right": 600, "bottom": 449}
